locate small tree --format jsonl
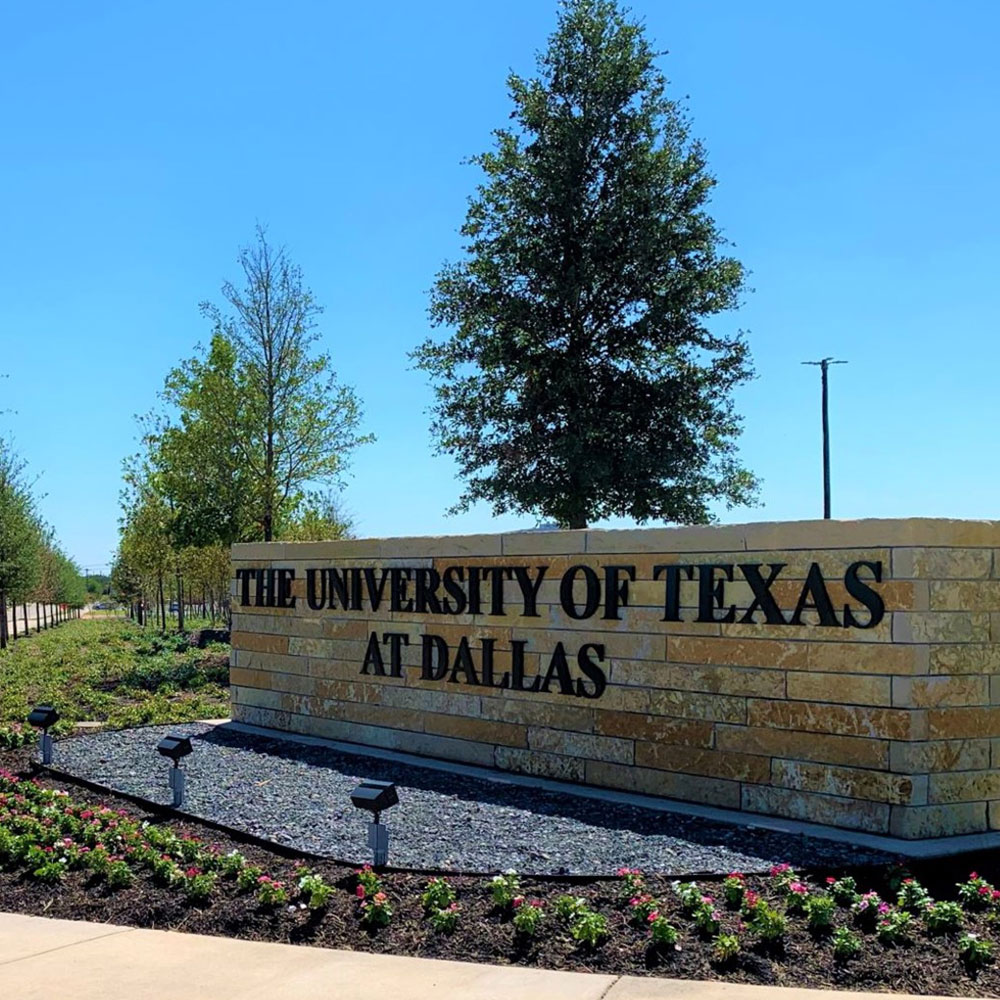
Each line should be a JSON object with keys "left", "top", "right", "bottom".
{"left": 413, "top": 0, "right": 757, "bottom": 528}
{"left": 192, "top": 227, "right": 373, "bottom": 542}
{"left": 0, "top": 441, "right": 40, "bottom": 648}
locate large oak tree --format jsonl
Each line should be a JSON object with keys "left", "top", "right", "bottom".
{"left": 414, "top": 0, "right": 758, "bottom": 529}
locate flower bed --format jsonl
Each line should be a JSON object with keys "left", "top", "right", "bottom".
{"left": 1, "top": 753, "right": 999, "bottom": 996}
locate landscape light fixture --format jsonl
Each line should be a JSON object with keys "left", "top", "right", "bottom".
{"left": 156, "top": 733, "right": 193, "bottom": 807}
{"left": 27, "top": 705, "right": 59, "bottom": 765}
{"left": 350, "top": 780, "right": 398, "bottom": 866}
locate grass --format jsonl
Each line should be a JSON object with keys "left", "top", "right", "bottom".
{"left": 0, "top": 618, "right": 230, "bottom": 736}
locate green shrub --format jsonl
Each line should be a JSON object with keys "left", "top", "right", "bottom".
{"left": 833, "top": 927, "right": 862, "bottom": 961}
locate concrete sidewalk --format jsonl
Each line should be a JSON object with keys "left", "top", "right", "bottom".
{"left": 0, "top": 912, "right": 952, "bottom": 1000}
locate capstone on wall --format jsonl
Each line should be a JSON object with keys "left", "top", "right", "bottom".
{"left": 229, "top": 519, "right": 1000, "bottom": 839}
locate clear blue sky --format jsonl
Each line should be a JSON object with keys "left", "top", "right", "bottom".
{"left": 2, "top": 1, "right": 998, "bottom": 573}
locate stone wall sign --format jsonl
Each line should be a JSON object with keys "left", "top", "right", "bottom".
{"left": 230, "top": 519, "right": 1000, "bottom": 840}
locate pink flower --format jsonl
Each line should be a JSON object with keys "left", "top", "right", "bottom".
{"left": 530, "top": 899, "right": 544, "bottom": 908}
{"left": 789, "top": 882, "right": 808, "bottom": 896}
{"left": 825, "top": 877, "right": 836, "bottom": 885}
{"left": 373, "top": 892, "right": 386, "bottom": 903}
{"left": 980, "top": 886, "right": 991, "bottom": 896}
{"left": 769, "top": 863, "right": 790, "bottom": 876}
{"left": 512, "top": 896, "right": 524, "bottom": 908}
{"left": 647, "top": 911, "right": 660, "bottom": 923}
{"left": 877, "top": 902, "right": 890, "bottom": 914}
{"left": 448, "top": 902, "right": 460, "bottom": 911}
{"left": 971, "top": 872, "right": 979, "bottom": 880}
{"left": 258, "top": 875, "right": 272, "bottom": 884}
{"left": 185, "top": 867, "right": 200, "bottom": 877}
{"left": 355, "top": 885, "right": 365, "bottom": 899}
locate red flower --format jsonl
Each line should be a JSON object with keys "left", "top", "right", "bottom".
{"left": 512, "top": 896, "right": 525, "bottom": 908}
{"left": 355, "top": 885, "right": 365, "bottom": 899}
{"left": 970, "top": 872, "right": 979, "bottom": 880}
{"left": 825, "top": 877, "right": 836, "bottom": 884}
{"left": 530, "top": 899, "right": 544, "bottom": 908}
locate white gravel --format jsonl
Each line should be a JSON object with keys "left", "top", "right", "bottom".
{"left": 52, "top": 722, "right": 893, "bottom": 875}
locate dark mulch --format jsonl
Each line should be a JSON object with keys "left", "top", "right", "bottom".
{"left": 3, "top": 746, "right": 1000, "bottom": 995}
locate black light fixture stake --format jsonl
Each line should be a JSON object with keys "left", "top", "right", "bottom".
{"left": 350, "top": 780, "right": 399, "bottom": 866}
{"left": 27, "top": 706, "right": 59, "bottom": 765}
{"left": 156, "top": 734, "right": 194, "bottom": 807}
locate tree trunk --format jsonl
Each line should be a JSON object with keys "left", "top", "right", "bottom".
{"left": 23, "top": 603, "right": 28, "bottom": 635}
{"left": 157, "top": 574, "right": 165, "bottom": 632}
{"left": 176, "top": 571, "right": 185, "bottom": 633}
{"left": 0, "top": 592, "right": 7, "bottom": 650}
{"left": 11, "top": 599, "right": 16, "bottom": 641}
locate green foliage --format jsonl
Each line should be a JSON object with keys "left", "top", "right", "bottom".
{"left": 569, "top": 907, "right": 608, "bottom": 947}
{"left": 897, "top": 877, "right": 932, "bottom": 913}
{"left": 489, "top": 871, "right": 521, "bottom": 908}
{"left": 827, "top": 875, "right": 860, "bottom": 907}
{"left": 555, "top": 894, "right": 587, "bottom": 920}
{"left": 959, "top": 933, "right": 994, "bottom": 969}
{"left": 804, "top": 894, "right": 836, "bottom": 931}
{"left": 297, "top": 872, "right": 333, "bottom": 910}
{"left": 832, "top": 927, "right": 862, "bottom": 961}
{"left": 144, "top": 227, "right": 372, "bottom": 546}
{"left": 421, "top": 877, "right": 456, "bottom": 912}
{"left": 877, "top": 908, "right": 913, "bottom": 946}
{"left": 747, "top": 903, "right": 786, "bottom": 943}
{"left": 712, "top": 933, "right": 741, "bottom": 963}
{"left": 925, "top": 900, "right": 964, "bottom": 934}
{"left": 957, "top": 873, "right": 995, "bottom": 912}
{"left": 648, "top": 915, "right": 679, "bottom": 948}
{"left": 0, "top": 619, "right": 229, "bottom": 731}
{"left": 511, "top": 899, "right": 544, "bottom": 935}
{"left": 430, "top": 902, "right": 461, "bottom": 933}
{"left": 413, "top": 0, "right": 755, "bottom": 528}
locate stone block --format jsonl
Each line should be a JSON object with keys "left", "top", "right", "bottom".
{"left": 635, "top": 742, "right": 770, "bottom": 782}
{"left": 423, "top": 713, "right": 527, "bottom": 748}
{"left": 770, "top": 759, "right": 924, "bottom": 805}
{"left": 805, "top": 642, "right": 927, "bottom": 675}
{"left": 494, "top": 746, "right": 586, "bottom": 781}
{"left": 715, "top": 725, "right": 888, "bottom": 768}
{"left": 892, "top": 547, "right": 993, "bottom": 580}
{"left": 787, "top": 672, "right": 891, "bottom": 707}
{"left": 722, "top": 617, "right": 893, "bottom": 642}
{"left": 613, "top": 662, "right": 785, "bottom": 698}
{"left": 586, "top": 760, "right": 741, "bottom": 808}
{"left": 747, "top": 699, "right": 918, "bottom": 740}
{"left": 646, "top": 688, "right": 746, "bottom": 723}
{"left": 929, "top": 643, "right": 1000, "bottom": 674}
{"left": 233, "top": 650, "right": 311, "bottom": 676}
{"left": 893, "top": 675, "right": 989, "bottom": 708}
{"left": 667, "top": 636, "right": 808, "bottom": 669}
{"left": 889, "top": 739, "right": 990, "bottom": 774}
{"left": 893, "top": 612, "right": 990, "bottom": 644}
{"left": 527, "top": 727, "right": 634, "bottom": 764}
{"left": 585, "top": 524, "right": 749, "bottom": 554}
{"left": 889, "top": 803, "right": 988, "bottom": 838}
{"left": 593, "top": 711, "right": 715, "bottom": 748}
{"left": 928, "top": 770, "right": 1000, "bottom": 804}
{"left": 231, "top": 631, "right": 289, "bottom": 655}
{"left": 380, "top": 686, "right": 482, "bottom": 717}
{"left": 930, "top": 580, "right": 1000, "bottom": 612}
{"left": 480, "top": 696, "right": 595, "bottom": 734}
{"left": 501, "top": 531, "right": 587, "bottom": 555}
{"left": 741, "top": 784, "right": 890, "bottom": 834}
{"left": 928, "top": 707, "right": 1000, "bottom": 740}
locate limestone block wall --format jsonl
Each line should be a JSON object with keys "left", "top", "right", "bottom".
{"left": 230, "top": 519, "right": 1000, "bottom": 839}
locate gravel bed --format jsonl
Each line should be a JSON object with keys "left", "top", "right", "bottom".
{"left": 52, "top": 722, "right": 894, "bottom": 875}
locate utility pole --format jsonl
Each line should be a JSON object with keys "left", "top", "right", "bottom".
{"left": 802, "top": 358, "right": 847, "bottom": 519}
